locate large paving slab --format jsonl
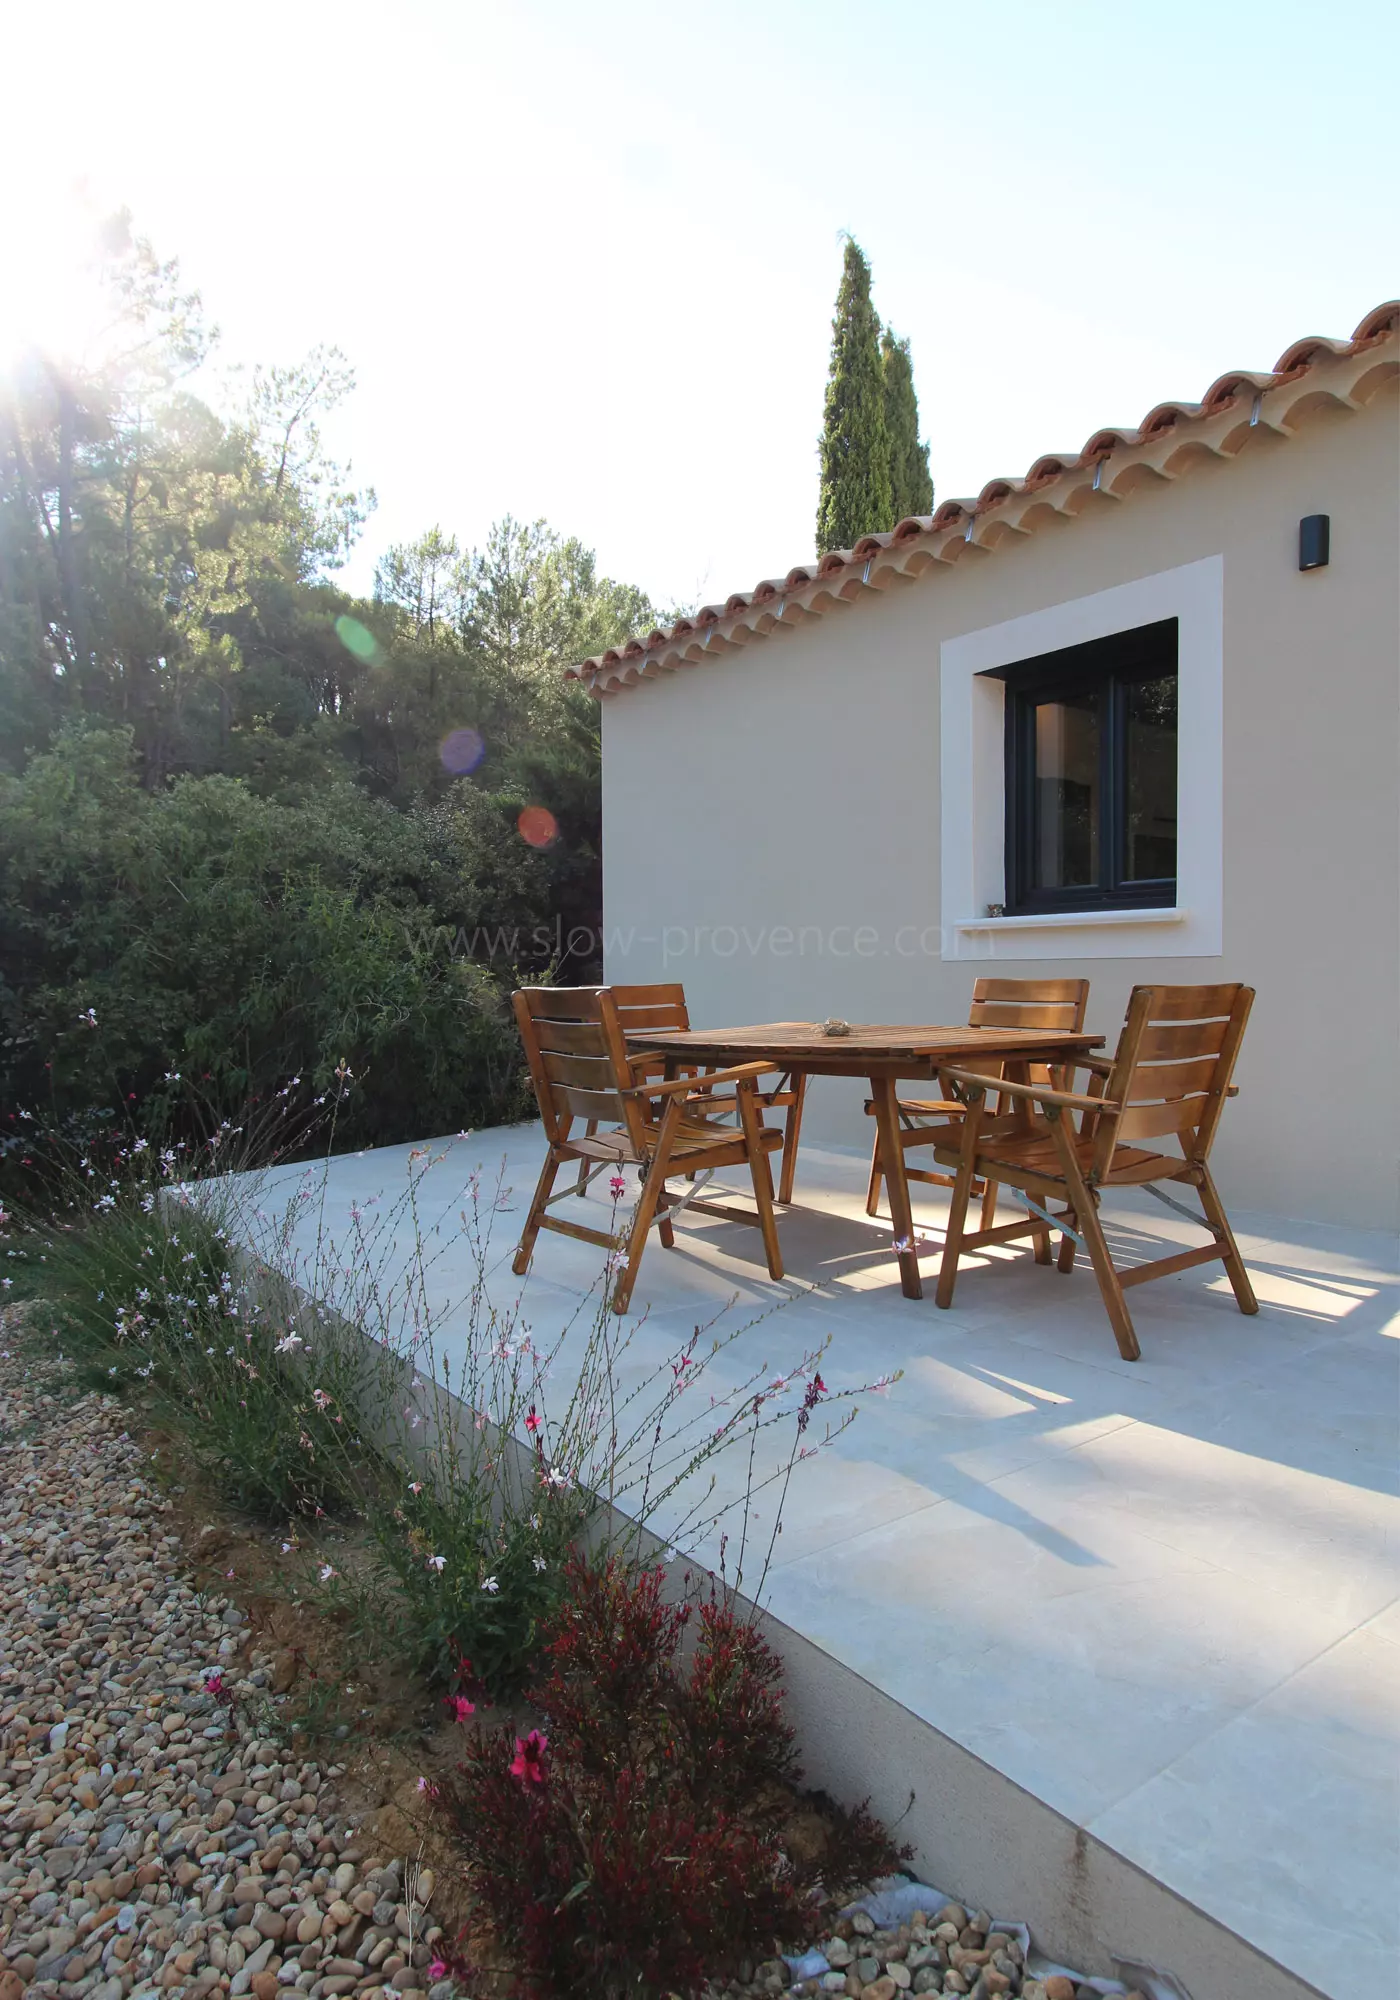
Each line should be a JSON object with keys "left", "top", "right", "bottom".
{"left": 243, "top": 1123, "right": 1400, "bottom": 1998}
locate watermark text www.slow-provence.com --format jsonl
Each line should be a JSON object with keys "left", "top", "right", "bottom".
{"left": 453, "top": 919, "right": 947, "bottom": 969}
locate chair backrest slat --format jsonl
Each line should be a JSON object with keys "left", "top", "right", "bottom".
{"left": 611, "top": 982, "right": 687, "bottom": 1009}
{"left": 1092, "top": 984, "right": 1253, "bottom": 1176}
{"left": 553, "top": 1083, "right": 631, "bottom": 1122}
{"left": 1118, "top": 1096, "right": 1217, "bottom": 1142}
{"left": 513, "top": 987, "right": 648, "bottom": 1151}
{"left": 541, "top": 1052, "right": 619, "bottom": 1092}
{"left": 1137, "top": 1018, "right": 1230, "bottom": 1062}
{"left": 611, "top": 1003, "right": 690, "bottom": 1030}
{"left": 533, "top": 1019, "right": 611, "bottom": 1057}
{"left": 525, "top": 986, "right": 608, "bottom": 1018}
{"left": 969, "top": 976, "right": 1090, "bottom": 1035}
{"left": 1135, "top": 982, "right": 1243, "bottom": 1021}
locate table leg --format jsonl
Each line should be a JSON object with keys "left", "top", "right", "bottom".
{"left": 870, "top": 1074, "right": 922, "bottom": 1299}
{"left": 1004, "top": 1058, "right": 1051, "bottom": 1260}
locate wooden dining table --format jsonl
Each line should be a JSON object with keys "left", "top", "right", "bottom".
{"left": 624, "top": 1021, "right": 1103, "bottom": 1299}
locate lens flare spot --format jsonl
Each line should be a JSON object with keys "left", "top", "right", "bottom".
{"left": 517, "top": 805, "right": 559, "bottom": 850}
{"left": 334, "top": 614, "right": 380, "bottom": 662}
{"left": 440, "top": 726, "right": 486, "bottom": 775}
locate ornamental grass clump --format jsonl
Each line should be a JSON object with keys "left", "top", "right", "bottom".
{"left": 434, "top": 1554, "right": 905, "bottom": 1999}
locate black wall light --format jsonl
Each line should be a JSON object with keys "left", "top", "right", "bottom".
{"left": 1299, "top": 514, "right": 1330, "bottom": 571}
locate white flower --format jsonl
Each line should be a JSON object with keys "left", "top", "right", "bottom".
{"left": 481, "top": 1575, "right": 499, "bottom": 1593}
{"left": 319, "top": 1564, "right": 337, "bottom": 1582}
{"left": 531, "top": 1556, "right": 546, "bottom": 1573}
{"left": 426, "top": 1554, "right": 446, "bottom": 1572}
{"left": 274, "top": 1333, "right": 304, "bottom": 1354}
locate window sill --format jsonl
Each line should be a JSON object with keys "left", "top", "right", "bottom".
{"left": 955, "top": 906, "right": 1188, "bottom": 935}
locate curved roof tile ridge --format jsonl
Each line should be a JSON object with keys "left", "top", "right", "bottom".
{"left": 567, "top": 300, "right": 1398, "bottom": 691}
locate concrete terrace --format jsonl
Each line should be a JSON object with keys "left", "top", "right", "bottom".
{"left": 248, "top": 1125, "right": 1399, "bottom": 2000}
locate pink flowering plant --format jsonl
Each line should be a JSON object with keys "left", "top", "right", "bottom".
{"left": 435, "top": 1552, "right": 906, "bottom": 1998}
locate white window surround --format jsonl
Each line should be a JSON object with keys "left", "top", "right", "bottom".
{"left": 939, "top": 555, "right": 1224, "bottom": 962}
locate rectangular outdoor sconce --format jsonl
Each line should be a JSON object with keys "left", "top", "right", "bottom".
{"left": 1299, "top": 514, "right": 1330, "bottom": 571}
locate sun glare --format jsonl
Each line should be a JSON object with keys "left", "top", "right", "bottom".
{"left": 0, "top": 187, "right": 116, "bottom": 379}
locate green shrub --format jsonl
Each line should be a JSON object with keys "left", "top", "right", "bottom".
{"left": 0, "top": 724, "right": 531, "bottom": 1168}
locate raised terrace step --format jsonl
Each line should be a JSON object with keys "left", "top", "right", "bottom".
{"left": 246, "top": 1129, "right": 1400, "bottom": 2000}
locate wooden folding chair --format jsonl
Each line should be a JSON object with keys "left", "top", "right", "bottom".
{"left": 930, "top": 983, "right": 1257, "bottom": 1361}
{"left": 576, "top": 982, "right": 809, "bottom": 1204}
{"left": 864, "top": 979, "right": 1091, "bottom": 1241}
{"left": 512, "top": 986, "right": 786, "bottom": 1314}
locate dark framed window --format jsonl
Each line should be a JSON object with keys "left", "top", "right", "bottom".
{"left": 997, "top": 618, "right": 1178, "bottom": 915}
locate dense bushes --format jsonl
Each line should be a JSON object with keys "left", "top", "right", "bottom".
{"left": 0, "top": 724, "right": 537, "bottom": 1155}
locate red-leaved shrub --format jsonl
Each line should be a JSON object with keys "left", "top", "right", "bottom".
{"left": 433, "top": 1553, "right": 904, "bottom": 1999}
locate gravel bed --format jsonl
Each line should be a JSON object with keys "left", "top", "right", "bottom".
{"left": 706, "top": 1902, "right": 1153, "bottom": 2000}
{"left": 0, "top": 1324, "right": 1158, "bottom": 2000}
{"left": 0, "top": 1329, "right": 456, "bottom": 2000}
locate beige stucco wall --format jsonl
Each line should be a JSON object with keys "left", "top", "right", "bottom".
{"left": 602, "top": 382, "right": 1400, "bottom": 1229}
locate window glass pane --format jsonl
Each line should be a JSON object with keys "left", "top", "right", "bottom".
{"left": 1033, "top": 690, "right": 1099, "bottom": 889}
{"left": 1124, "top": 674, "right": 1177, "bottom": 881}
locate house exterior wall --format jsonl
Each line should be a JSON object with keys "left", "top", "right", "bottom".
{"left": 601, "top": 383, "right": 1400, "bottom": 1228}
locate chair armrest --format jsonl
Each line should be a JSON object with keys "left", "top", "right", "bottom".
{"left": 626, "top": 1060, "right": 779, "bottom": 1098}
{"left": 942, "top": 1067, "right": 1117, "bottom": 1116}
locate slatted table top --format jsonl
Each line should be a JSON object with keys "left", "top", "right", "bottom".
{"left": 626, "top": 1021, "right": 1103, "bottom": 1070}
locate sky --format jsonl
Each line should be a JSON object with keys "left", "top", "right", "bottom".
{"left": 2, "top": 0, "right": 1395, "bottom": 617}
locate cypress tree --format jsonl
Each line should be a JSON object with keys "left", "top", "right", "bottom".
{"left": 882, "top": 327, "right": 934, "bottom": 520}
{"left": 815, "top": 239, "right": 892, "bottom": 554}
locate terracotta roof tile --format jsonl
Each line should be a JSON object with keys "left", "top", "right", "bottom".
{"left": 567, "top": 301, "right": 1398, "bottom": 695}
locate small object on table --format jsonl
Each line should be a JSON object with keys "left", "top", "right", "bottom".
{"left": 820, "top": 1018, "right": 851, "bottom": 1037}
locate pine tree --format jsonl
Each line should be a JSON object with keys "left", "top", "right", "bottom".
{"left": 882, "top": 327, "right": 934, "bottom": 520}
{"left": 815, "top": 239, "right": 893, "bottom": 554}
